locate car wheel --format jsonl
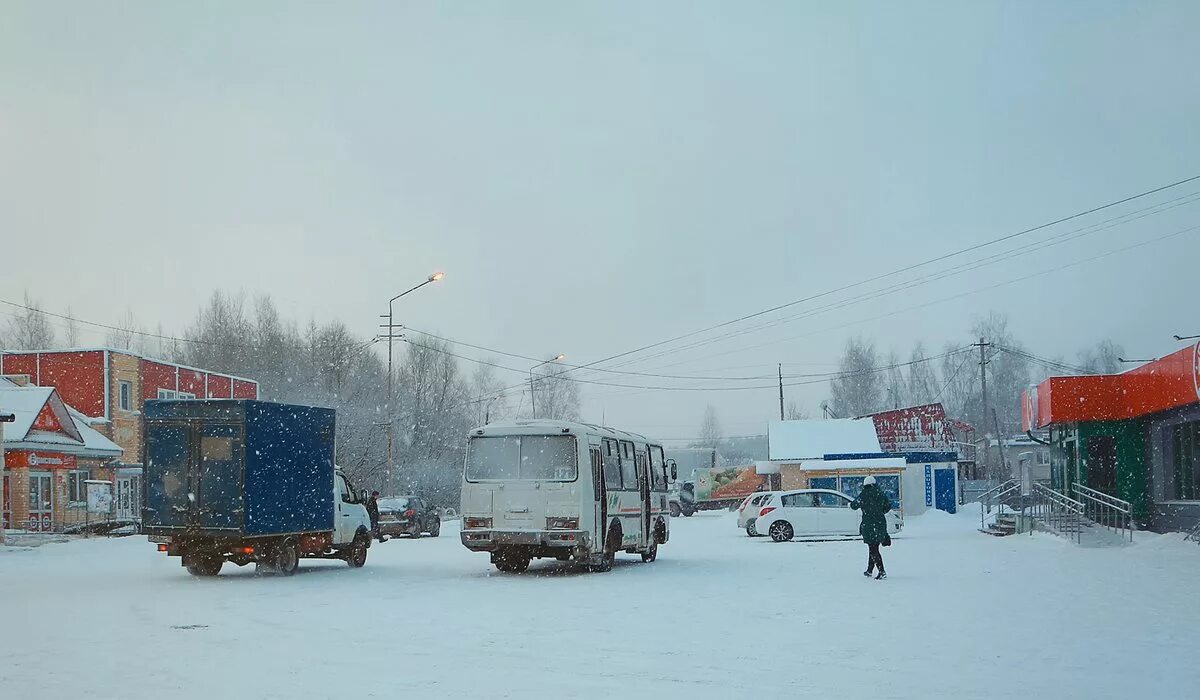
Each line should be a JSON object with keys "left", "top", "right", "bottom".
{"left": 669, "top": 502, "right": 681, "bottom": 518}
{"left": 745, "top": 524, "right": 758, "bottom": 537}
{"left": 429, "top": 520, "right": 441, "bottom": 537}
{"left": 768, "top": 520, "right": 794, "bottom": 543}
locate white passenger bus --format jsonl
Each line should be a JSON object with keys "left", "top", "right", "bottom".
{"left": 460, "top": 420, "right": 676, "bottom": 573}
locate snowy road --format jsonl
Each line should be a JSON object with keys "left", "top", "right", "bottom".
{"left": 2, "top": 508, "right": 1198, "bottom": 699}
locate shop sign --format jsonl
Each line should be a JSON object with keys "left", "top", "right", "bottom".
{"left": 924, "top": 465, "right": 933, "bottom": 507}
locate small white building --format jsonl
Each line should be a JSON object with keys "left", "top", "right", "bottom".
{"left": 755, "top": 418, "right": 960, "bottom": 516}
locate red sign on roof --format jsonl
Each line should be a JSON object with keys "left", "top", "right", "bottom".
{"left": 1026, "top": 342, "right": 1200, "bottom": 428}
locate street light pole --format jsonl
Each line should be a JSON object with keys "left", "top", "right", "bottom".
{"left": 528, "top": 354, "right": 565, "bottom": 418}
{"left": 381, "top": 271, "right": 444, "bottom": 495}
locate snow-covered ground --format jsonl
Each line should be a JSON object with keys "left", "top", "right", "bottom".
{"left": 2, "top": 507, "right": 1198, "bottom": 699}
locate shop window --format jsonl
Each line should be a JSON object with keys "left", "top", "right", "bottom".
{"left": 1171, "top": 422, "right": 1200, "bottom": 501}
{"left": 118, "top": 381, "right": 133, "bottom": 411}
{"left": 67, "top": 469, "right": 91, "bottom": 505}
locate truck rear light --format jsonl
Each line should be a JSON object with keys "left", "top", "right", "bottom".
{"left": 235, "top": 546, "right": 255, "bottom": 555}
{"left": 157, "top": 544, "right": 169, "bottom": 552}
{"left": 464, "top": 517, "right": 492, "bottom": 529}
{"left": 759, "top": 506, "right": 776, "bottom": 517}
{"left": 546, "top": 517, "right": 579, "bottom": 530}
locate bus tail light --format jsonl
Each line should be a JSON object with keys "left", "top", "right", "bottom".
{"left": 759, "top": 506, "right": 776, "bottom": 518}
{"left": 546, "top": 517, "right": 579, "bottom": 530}
{"left": 464, "top": 517, "right": 492, "bottom": 529}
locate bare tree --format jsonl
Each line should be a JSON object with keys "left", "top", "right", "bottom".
{"left": 1077, "top": 339, "right": 1124, "bottom": 375}
{"left": 906, "top": 341, "right": 941, "bottom": 406}
{"left": 971, "top": 311, "right": 1030, "bottom": 436}
{"left": 532, "top": 364, "right": 581, "bottom": 421}
{"left": 785, "top": 401, "right": 809, "bottom": 421}
{"left": 882, "top": 349, "right": 906, "bottom": 410}
{"left": 699, "top": 404, "right": 723, "bottom": 450}
{"left": 829, "top": 336, "right": 882, "bottom": 417}
{"left": 2, "top": 292, "right": 56, "bottom": 350}
{"left": 63, "top": 307, "right": 81, "bottom": 346}
{"left": 469, "top": 362, "right": 508, "bottom": 427}
{"left": 105, "top": 309, "right": 147, "bottom": 353}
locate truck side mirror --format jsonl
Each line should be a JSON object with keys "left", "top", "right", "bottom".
{"left": 667, "top": 459, "right": 678, "bottom": 482}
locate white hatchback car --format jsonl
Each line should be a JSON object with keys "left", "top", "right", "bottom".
{"left": 737, "top": 491, "right": 778, "bottom": 536}
{"left": 754, "top": 489, "right": 903, "bottom": 542}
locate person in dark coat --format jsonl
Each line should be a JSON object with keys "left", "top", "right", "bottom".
{"left": 366, "top": 491, "right": 386, "bottom": 542}
{"left": 850, "top": 475, "right": 892, "bottom": 579}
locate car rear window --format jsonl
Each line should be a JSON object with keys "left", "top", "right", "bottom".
{"left": 378, "top": 498, "right": 410, "bottom": 511}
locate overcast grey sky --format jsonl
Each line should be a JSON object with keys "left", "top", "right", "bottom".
{"left": 2, "top": 1, "right": 1198, "bottom": 440}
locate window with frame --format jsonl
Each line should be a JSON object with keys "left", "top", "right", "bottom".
{"left": 649, "top": 445, "right": 667, "bottom": 492}
{"left": 118, "top": 380, "right": 133, "bottom": 411}
{"left": 67, "top": 469, "right": 91, "bottom": 505}
{"left": 1171, "top": 421, "right": 1200, "bottom": 501}
{"left": 603, "top": 439, "right": 623, "bottom": 490}
{"left": 619, "top": 441, "right": 637, "bottom": 490}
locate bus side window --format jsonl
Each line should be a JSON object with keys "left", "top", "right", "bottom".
{"left": 635, "top": 451, "right": 648, "bottom": 488}
{"left": 603, "top": 439, "right": 623, "bottom": 490}
{"left": 619, "top": 441, "right": 637, "bottom": 490}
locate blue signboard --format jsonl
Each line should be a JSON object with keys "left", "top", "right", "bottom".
{"left": 924, "top": 465, "right": 933, "bottom": 507}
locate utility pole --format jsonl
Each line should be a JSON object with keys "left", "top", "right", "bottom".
{"left": 778, "top": 363, "right": 785, "bottom": 420}
{"left": 974, "top": 337, "right": 993, "bottom": 480}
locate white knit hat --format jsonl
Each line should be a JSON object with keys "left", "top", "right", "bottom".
{"left": 863, "top": 475, "right": 876, "bottom": 486}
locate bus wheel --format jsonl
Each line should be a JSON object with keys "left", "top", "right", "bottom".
{"left": 591, "top": 527, "right": 620, "bottom": 572}
{"left": 641, "top": 541, "right": 658, "bottom": 563}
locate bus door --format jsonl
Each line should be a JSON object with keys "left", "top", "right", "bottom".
{"left": 590, "top": 445, "right": 605, "bottom": 545}
{"left": 636, "top": 450, "right": 651, "bottom": 546}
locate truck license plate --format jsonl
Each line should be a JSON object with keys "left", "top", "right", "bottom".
{"left": 147, "top": 535, "right": 171, "bottom": 544}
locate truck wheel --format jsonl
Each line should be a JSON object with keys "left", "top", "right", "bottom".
{"left": 493, "top": 548, "right": 530, "bottom": 573}
{"left": 186, "top": 554, "right": 223, "bottom": 577}
{"left": 346, "top": 536, "right": 368, "bottom": 568}
{"left": 274, "top": 538, "right": 300, "bottom": 576}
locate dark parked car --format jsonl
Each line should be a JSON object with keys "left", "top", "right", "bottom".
{"left": 377, "top": 496, "right": 441, "bottom": 538}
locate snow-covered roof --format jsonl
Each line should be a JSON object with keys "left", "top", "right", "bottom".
{"left": 472, "top": 419, "right": 654, "bottom": 444}
{"left": 0, "top": 385, "right": 122, "bottom": 458}
{"left": 767, "top": 419, "right": 882, "bottom": 461}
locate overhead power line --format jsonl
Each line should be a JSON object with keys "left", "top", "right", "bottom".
{"left": 544, "top": 173, "right": 1200, "bottom": 382}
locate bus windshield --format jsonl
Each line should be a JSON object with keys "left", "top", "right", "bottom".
{"left": 466, "top": 435, "right": 578, "bottom": 481}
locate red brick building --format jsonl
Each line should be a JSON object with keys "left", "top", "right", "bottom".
{"left": 0, "top": 348, "right": 258, "bottom": 527}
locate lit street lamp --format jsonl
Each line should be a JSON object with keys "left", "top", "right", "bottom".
{"left": 380, "top": 271, "right": 444, "bottom": 495}
{"left": 529, "top": 354, "right": 565, "bottom": 418}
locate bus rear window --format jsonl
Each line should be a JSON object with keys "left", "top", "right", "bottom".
{"left": 467, "top": 435, "right": 578, "bottom": 481}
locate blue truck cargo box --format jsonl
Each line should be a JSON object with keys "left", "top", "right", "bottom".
{"left": 142, "top": 399, "right": 337, "bottom": 537}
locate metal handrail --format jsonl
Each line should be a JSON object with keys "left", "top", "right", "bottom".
{"left": 1070, "top": 484, "right": 1134, "bottom": 543}
{"left": 980, "top": 480, "right": 1021, "bottom": 531}
{"left": 977, "top": 479, "right": 1019, "bottom": 504}
{"left": 1026, "top": 483, "right": 1087, "bottom": 545}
